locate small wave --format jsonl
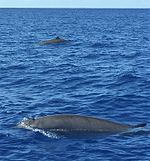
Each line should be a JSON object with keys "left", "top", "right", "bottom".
{"left": 120, "top": 51, "right": 141, "bottom": 59}
{"left": 55, "top": 63, "right": 78, "bottom": 69}
{"left": 60, "top": 76, "right": 84, "bottom": 86}
{"left": 120, "top": 127, "right": 150, "bottom": 137}
{"left": 143, "top": 36, "right": 149, "bottom": 41}
{"left": 116, "top": 72, "right": 139, "bottom": 85}
{"left": 8, "top": 77, "right": 32, "bottom": 87}
{"left": 119, "top": 73, "right": 138, "bottom": 80}
{"left": 83, "top": 53, "right": 100, "bottom": 60}
{"left": 1, "top": 64, "right": 28, "bottom": 71}
{"left": 90, "top": 42, "right": 115, "bottom": 48}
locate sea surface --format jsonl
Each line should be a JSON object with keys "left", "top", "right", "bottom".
{"left": 0, "top": 8, "right": 150, "bottom": 161}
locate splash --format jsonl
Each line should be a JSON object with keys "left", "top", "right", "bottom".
{"left": 17, "top": 118, "right": 59, "bottom": 139}
{"left": 32, "top": 128, "right": 59, "bottom": 139}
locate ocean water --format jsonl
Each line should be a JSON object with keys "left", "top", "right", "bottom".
{"left": 0, "top": 8, "right": 150, "bottom": 161}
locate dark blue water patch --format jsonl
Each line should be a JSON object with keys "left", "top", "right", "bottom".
{"left": 115, "top": 72, "right": 141, "bottom": 85}
{"left": 54, "top": 63, "right": 78, "bottom": 69}
{"left": 119, "top": 51, "right": 142, "bottom": 59}
{"left": 90, "top": 41, "right": 116, "bottom": 48}
{"left": 110, "top": 94, "right": 146, "bottom": 108}
{"left": 59, "top": 76, "right": 85, "bottom": 88}
{"left": 143, "top": 36, "right": 149, "bottom": 41}
{"left": 82, "top": 52, "right": 102, "bottom": 60}
{"left": 1, "top": 64, "right": 29, "bottom": 71}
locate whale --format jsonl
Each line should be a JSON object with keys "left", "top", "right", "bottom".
{"left": 19, "top": 114, "right": 146, "bottom": 133}
{"left": 39, "top": 37, "right": 67, "bottom": 45}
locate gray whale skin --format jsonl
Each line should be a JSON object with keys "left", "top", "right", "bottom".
{"left": 39, "top": 37, "right": 67, "bottom": 45}
{"left": 20, "top": 114, "right": 146, "bottom": 133}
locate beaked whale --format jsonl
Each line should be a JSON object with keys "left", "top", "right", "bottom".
{"left": 39, "top": 37, "right": 67, "bottom": 45}
{"left": 19, "top": 114, "right": 146, "bottom": 133}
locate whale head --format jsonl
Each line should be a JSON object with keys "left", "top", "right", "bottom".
{"left": 18, "top": 118, "right": 38, "bottom": 129}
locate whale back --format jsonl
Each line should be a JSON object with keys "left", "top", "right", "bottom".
{"left": 23, "top": 115, "right": 132, "bottom": 132}
{"left": 39, "top": 38, "right": 66, "bottom": 45}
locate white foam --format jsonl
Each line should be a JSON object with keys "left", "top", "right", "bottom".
{"left": 32, "top": 128, "right": 59, "bottom": 139}
{"left": 18, "top": 118, "right": 59, "bottom": 139}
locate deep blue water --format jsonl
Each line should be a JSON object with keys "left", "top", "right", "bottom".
{"left": 0, "top": 8, "right": 150, "bottom": 161}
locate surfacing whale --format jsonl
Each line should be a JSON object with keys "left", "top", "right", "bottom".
{"left": 19, "top": 114, "right": 146, "bottom": 133}
{"left": 39, "top": 37, "right": 67, "bottom": 45}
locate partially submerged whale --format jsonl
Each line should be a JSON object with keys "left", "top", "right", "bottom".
{"left": 19, "top": 114, "right": 146, "bottom": 133}
{"left": 39, "top": 37, "right": 67, "bottom": 45}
